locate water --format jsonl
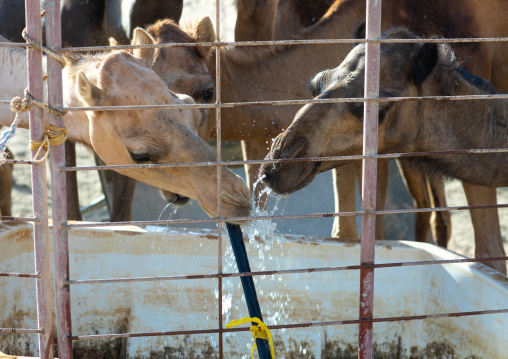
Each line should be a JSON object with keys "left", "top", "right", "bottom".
{"left": 221, "top": 176, "right": 292, "bottom": 329}
{"left": 147, "top": 177, "right": 297, "bottom": 355}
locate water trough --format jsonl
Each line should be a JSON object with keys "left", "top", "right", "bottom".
{"left": 1, "top": 221, "right": 507, "bottom": 358}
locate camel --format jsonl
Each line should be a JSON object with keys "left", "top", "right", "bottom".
{"left": 0, "top": 0, "right": 184, "bottom": 222}
{"left": 231, "top": 0, "right": 507, "bottom": 251}
{"left": 0, "top": 36, "right": 250, "bottom": 221}
{"left": 260, "top": 28, "right": 507, "bottom": 274}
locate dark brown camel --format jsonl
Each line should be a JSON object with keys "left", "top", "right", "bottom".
{"left": 232, "top": 0, "right": 507, "bottom": 254}
{"left": 261, "top": 28, "right": 507, "bottom": 274}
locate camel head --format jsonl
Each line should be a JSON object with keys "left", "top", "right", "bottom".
{"left": 127, "top": 17, "right": 218, "bottom": 206}
{"left": 75, "top": 50, "right": 250, "bottom": 220}
{"left": 133, "top": 17, "right": 216, "bottom": 118}
{"left": 261, "top": 28, "right": 443, "bottom": 194}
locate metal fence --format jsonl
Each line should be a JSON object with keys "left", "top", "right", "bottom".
{"left": 1, "top": 0, "right": 508, "bottom": 358}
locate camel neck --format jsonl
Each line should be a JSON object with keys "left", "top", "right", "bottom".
{"left": 209, "top": 0, "right": 365, "bottom": 141}
{"left": 411, "top": 68, "right": 508, "bottom": 187}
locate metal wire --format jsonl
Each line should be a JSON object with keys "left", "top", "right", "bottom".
{"left": 4, "top": 34, "right": 508, "bottom": 53}
{"left": 66, "top": 308, "right": 508, "bottom": 341}
{"left": 65, "top": 255, "right": 508, "bottom": 286}
{"left": 0, "top": 271, "right": 41, "bottom": 278}
{"left": 62, "top": 202, "right": 508, "bottom": 229}
{"left": 0, "top": 327, "right": 44, "bottom": 334}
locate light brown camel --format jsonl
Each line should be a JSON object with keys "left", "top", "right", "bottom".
{"left": 261, "top": 28, "right": 507, "bottom": 274}
{"left": 0, "top": 39, "right": 250, "bottom": 220}
{"left": 232, "top": 0, "right": 507, "bottom": 252}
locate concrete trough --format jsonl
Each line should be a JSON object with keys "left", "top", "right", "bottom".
{"left": 0, "top": 221, "right": 507, "bottom": 358}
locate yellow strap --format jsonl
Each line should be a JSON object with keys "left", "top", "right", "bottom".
{"left": 29, "top": 124, "right": 68, "bottom": 163}
{"left": 226, "top": 317, "right": 275, "bottom": 359}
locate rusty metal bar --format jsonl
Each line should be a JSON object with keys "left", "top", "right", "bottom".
{"left": 45, "top": 0, "right": 73, "bottom": 358}
{"left": 64, "top": 255, "right": 507, "bottom": 286}
{"left": 60, "top": 201, "right": 508, "bottom": 229}
{"left": 0, "top": 216, "right": 38, "bottom": 222}
{"left": 58, "top": 146, "right": 508, "bottom": 172}
{"left": 66, "top": 308, "right": 508, "bottom": 341}
{"left": 0, "top": 271, "right": 40, "bottom": 278}
{"left": 214, "top": 1, "right": 224, "bottom": 357}
{"left": 4, "top": 34, "right": 508, "bottom": 52}
{"left": 25, "top": 1, "right": 54, "bottom": 358}
{"left": 359, "top": 1, "right": 381, "bottom": 357}
{"left": 0, "top": 328, "right": 45, "bottom": 334}
{"left": 7, "top": 91, "right": 508, "bottom": 111}
{"left": 25, "top": 92, "right": 508, "bottom": 112}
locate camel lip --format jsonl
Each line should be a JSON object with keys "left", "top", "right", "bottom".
{"left": 261, "top": 160, "right": 321, "bottom": 195}
{"left": 200, "top": 200, "right": 251, "bottom": 222}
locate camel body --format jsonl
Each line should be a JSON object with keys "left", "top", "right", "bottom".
{"left": 0, "top": 36, "right": 250, "bottom": 220}
{"left": 261, "top": 28, "right": 507, "bottom": 273}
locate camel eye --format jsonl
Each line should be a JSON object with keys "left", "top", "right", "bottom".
{"left": 196, "top": 87, "right": 214, "bottom": 103}
{"left": 128, "top": 150, "right": 152, "bottom": 163}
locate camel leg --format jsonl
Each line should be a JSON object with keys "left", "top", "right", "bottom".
{"left": 110, "top": 172, "right": 136, "bottom": 222}
{"left": 0, "top": 148, "right": 13, "bottom": 216}
{"left": 241, "top": 139, "right": 270, "bottom": 209}
{"left": 427, "top": 177, "right": 451, "bottom": 247}
{"left": 331, "top": 164, "right": 359, "bottom": 239}
{"left": 332, "top": 159, "right": 387, "bottom": 239}
{"left": 65, "top": 141, "right": 83, "bottom": 221}
{"left": 374, "top": 159, "right": 388, "bottom": 240}
{"left": 95, "top": 154, "right": 136, "bottom": 222}
{"left": 462, "top": 183, "right": 506, "bottom": 275}
{"left": 397, "top": 162, "right": 432, "bottom": 243}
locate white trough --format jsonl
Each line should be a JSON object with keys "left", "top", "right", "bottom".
{"left": 0, "top": 221, "right": 507, "bottom": 358}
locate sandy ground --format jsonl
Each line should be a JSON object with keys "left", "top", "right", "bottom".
{"left": 3, "top": 0, "right": 508, "bottom": 274}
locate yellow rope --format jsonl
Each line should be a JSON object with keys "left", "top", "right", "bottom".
{"left": 226, "top": 317, "right": 275, "bottom": 359}
{"left": 29, "top": 124, "right": 68, "bottom": 163}
{"left": 0, "top": 22, "right": 69, "bottom": 164}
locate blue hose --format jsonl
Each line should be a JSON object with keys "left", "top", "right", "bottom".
{"left": 226, "top": 223, "right": 272, "bottom": 359}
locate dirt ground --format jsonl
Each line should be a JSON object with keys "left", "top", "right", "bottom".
{"left": 3, "top": 0, "right": 508, "bottom": 274}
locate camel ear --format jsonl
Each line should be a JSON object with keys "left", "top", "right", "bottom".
{"left": 354, "top": 21, "right": 366, "bottom": 46}
{"left": 132, "top": 28, "right": 156, "bottom": 64}
{"left": 109, "top": 37, "right": 120, "bottom": 47}
{"left": 413, "top": 43, "right": 439, "bottom": 85}
{"left": 77, "top": 71, "right": 102, "bottom": 106}
{"left": 193, "top": 16, "right": 216, "bottom": 58}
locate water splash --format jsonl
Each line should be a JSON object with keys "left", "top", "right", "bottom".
{"left": 220, "top": 175, "right": 292, "bottom": 328}
{"left": 150, "top": 203, "right": 179, "bottom": 248}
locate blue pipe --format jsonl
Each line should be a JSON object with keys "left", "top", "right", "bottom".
{"left": 226, "top": 223, "right": 272, "bottom": 359}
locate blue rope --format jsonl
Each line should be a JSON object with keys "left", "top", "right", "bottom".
{"left": 0, "top": 113, "right": 21, "bottom": 160}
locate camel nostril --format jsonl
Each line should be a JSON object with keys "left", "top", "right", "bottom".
{"left": 281, "top": 138, "right": 308, "bottom": 159}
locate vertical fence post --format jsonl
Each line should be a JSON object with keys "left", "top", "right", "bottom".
{"left": 45, "top": 0, "right": 73, "bottom": 358}
{"left": 25, "top": 1, "right": 54, "bottom": 358}
{"left": 214, "top": 1, "right": 224, "bottom": 357}
{"left": 358, "top": 0, "right": 382, "bottom": 358}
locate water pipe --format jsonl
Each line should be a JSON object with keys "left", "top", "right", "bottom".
{"left": 226, "top": 223, "right": 272, "bottom": 359}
